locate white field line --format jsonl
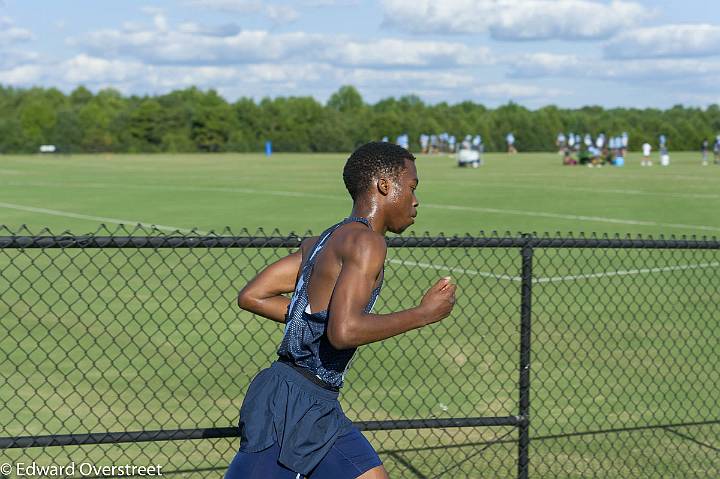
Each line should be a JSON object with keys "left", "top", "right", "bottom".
{"left": 478, "top": 171, "right": 720, "bottom": 183}
{"left": 420, "top": 180, "right": 720, "bottom": 200}
{"left": 2, "top": 181, "right": 719, "bottom": 232}
{"left": 388, "top": 258, "right": 720, "bottom": 284}
{"left": 534, "top": 262, "right": 720, "bottom": 283}
{"left": 386, "top": 258, "right": 521, "bottom": 282}
{"left": 1, "top": 200, "right": 715, "bottom": 284}
{"left": 0, "top": 181, "right": 342, "bottom": 201}
{"left": 0, "top": 202, "right": 207, "bottom": 234}
{"left": 421, "top": 203, "right": 720, "bottom": 233}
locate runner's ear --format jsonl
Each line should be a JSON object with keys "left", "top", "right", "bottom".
{"left": 377, "top": 177, "right": 390, "bottom": 196}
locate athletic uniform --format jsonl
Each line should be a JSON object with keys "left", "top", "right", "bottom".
{"left": 225, "top": 217, "right": 384, "bottom": 479}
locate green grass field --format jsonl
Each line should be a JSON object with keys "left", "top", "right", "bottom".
{"left": 1, "top": 152, "right": 719, "bottom": 478}
{"left": 0, "top": 151, "right": 718, "bottom": 236}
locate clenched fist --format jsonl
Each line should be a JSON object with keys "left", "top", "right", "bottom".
{"left": 419, "top": 276, "right": 457, "bottom": 325}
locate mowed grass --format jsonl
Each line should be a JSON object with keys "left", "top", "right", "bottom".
{"left": 1, "top": 151, "right": 719, "bottom": 478}
{"left": 0, "top": 150, "right": 718, "bottom": 235}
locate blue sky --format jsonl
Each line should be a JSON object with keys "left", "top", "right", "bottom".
{"left": 1, "top": 0, "right": 719, "bottom": 108}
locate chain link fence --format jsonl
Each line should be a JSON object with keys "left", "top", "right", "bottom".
{"left": 1, "top": 225, "right": 718, "bottom": 478}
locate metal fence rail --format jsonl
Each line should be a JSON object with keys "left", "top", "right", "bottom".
{"left": 1, "top": 226, "right": 718, "bottom": 478}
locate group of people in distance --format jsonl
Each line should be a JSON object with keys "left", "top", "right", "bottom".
{"left": 416, "top": 133, "right": 458, "bottom": 154}
{"left": 701, "top": 135, "right": 720, "bottom": 166}
{"left": 639, "top": 135, "right": 670, "bottom": 167}
{"left": 380, "top": 131, "right": 720, "bottom": 169}
{"left": 557, "top": 132, "right": 630, "bottom": 167}
{"left": 559, "top": 132, "right": 720, "bottom": 167}
{"left": 417, "top": 133, "right": 486, "bottom": 167}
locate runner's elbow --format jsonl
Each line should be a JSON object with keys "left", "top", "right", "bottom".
{"left": 237, "top": 288, "right": 256, "bottom": 311}
{"left": 327, "top": 322, "right": 356, "bottom": 350}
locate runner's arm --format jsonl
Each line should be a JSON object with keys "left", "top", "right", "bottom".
{"left": 237, "top": 238, "right": 317, "bottom": 323}
{"left": 327, "top": 232, "right": 436, "bottom": 349}
{"left": 237, "top": 251, "right": 300, "bottom": 323}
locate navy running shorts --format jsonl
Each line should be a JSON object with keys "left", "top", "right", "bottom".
{"left": 224, "top": 426, "right": 382, "bottom": 479}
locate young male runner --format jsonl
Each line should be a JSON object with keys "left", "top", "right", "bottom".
{"left": 225, "top": 142, "right": 457, "bottom": 479}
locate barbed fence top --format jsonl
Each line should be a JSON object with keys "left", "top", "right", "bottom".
{"left": 0, "top": 224, "right": 718, "bottom": 249}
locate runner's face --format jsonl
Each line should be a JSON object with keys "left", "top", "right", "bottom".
{"left": 388, "top": 159, "right": 419, "bottom": 234}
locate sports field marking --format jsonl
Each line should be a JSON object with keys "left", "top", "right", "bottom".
{"left": 0, "top": 202, "right": 715, "bottom": 285}
{"left": 421, "top": 180, "right": 720, "bottom": 200}
{"left": 5, "top": 178, "right": 720, "bottom": 201}
{"left": 386, "top": 258, "right": 521, "bottom": 282}
{"left": 485, "top": 171, "right": 720, "bottom": 183}
{"left": 0, "top": 202, "right": 207, "bottom": 234}
{"left": 0, "top": 181, "right": 341, "bottom": 201}
{"left": 534, "top": 262, "right": 720, "bottom": 283}
{"left": 421, "top": 204, "right": 720, "bottom": 233}
{"left": 2, "top": 180, "right": 718, "bottom": 233}
{"left": 388, "top": 258, "right": 719, "bottom": 284}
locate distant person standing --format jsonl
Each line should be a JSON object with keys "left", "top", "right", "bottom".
{"left": 641, "top": 142, "right": 652, "bottom": 166}
{"left": 396, "top": 134, "right": 409, "bottom": 150}
{"left": 621, "top": 132, "right": 629, "bottom": 157}
{"left": 429, "top": 134, "right": 438, "bottom": 154}
{"left": 556, "top": 132, "right": 566, "bottom": 153}
{"left": 701, "top": 138, "right": 709, "bottom": 166}
{"left": 506, "top": 132, "right": 517, "bottom": 154}
{"left": 659, "top": 136, "right": 670, "bottom": 166}
{"left": 595, "top": 133, "right": 605, "bottom": 151}
{"left": 713, "top": 135, "right": 720, "bottom": 165}
{"left": 473, "top": 135, "right": 484, "bottom": 166}
{"left": 448, "top": 135, "right": 456, "bottom": 154}
{"left": 612, "top": 137, "right": 625, "bottom": 166}
{"left": 419, "top": 134, "right": 429, "bottom": 154}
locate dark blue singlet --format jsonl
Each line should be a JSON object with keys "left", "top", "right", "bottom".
{"left": 278, "top": 216, "right": 383, "bottom": 389}
{"left": 225, "top": 217, "right": 384, "bottom": 479}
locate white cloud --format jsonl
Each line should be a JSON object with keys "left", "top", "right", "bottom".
{"left": 328, "top": 39, "right": 493, "bottom": 68}
{"left": 177, "top": 22, "right": 242, "bottom": 37}
{"left": 381, "top": 0, "right": 646, "bottom": 41}
{"left": 0, "top": 64, "right": 43, "bottom": 84}
{"left": 265, "top": 5, "right": 299, "bottom": 24}
{"left": 506, "top": 51, "right": 720, "bottom": 94}
{"left": 183, "top": 0, "right": 263, "bottom": 13}
{"left": 0, "top": 50, "right": 39, "bottom": 69}
{"left": 0, "top": 17, "right": 37, "bottom": 71}
{"left": 344, "top": 68, "right": 476, "bottom": 89}
{"left": 74, "top": 16, "right": 494, "bottom": 70}
{"left": 60, "top": 54, "right": 147, "bottom": 84}
{"left": 604, "top": 24, "right": 720, "bottom": 59}
{"left": 0, "top": 52, "right": 338, "bottom": 98}
{"left": 473, "top": 82, "right": 562, "bottom": 100}
{"left": 184, "top": 0, "right": 298, "bottom": 24}
{"left": 507, "top": 52, "right": 582, "bottom": 77}
{"left": 300, "top": 0, "right": 358, "bottom": 6}
{"left": 0, "top": 16, "right": 33, "bottom": 45}
{"left": 77, "top": 28, "right": 325, "bottom": 65}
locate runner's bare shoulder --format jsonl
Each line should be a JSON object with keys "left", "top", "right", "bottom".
{"left": 337, "top": 224, "right": 386, "bottom": 272}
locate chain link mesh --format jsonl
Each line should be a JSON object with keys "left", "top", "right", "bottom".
{"left": 1, "top": 225, "right": 718, "bottom": 478}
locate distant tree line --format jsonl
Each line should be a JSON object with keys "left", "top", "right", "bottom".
{"left": 1, "top": 84, "right": 719, "bottom": 154}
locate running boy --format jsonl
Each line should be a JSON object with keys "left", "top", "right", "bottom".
{"left": 225, "top": 142, "right": 457, "bottom": 479}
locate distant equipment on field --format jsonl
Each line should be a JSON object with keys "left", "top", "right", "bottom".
{"left": 457, "top": 135, "right": 483, "bottom": 168}
{"left": 39, "top": 145, "right": 57, "bottom": 153}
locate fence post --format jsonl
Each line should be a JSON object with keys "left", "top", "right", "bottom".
{"left": 518, "top": 239, "right": 533, "bottom": 479}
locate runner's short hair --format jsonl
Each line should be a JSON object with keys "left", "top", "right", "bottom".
{"left": 343, "top": 142, "right": 415, "bottom": 201}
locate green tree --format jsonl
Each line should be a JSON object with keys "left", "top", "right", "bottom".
{"left": 327, "top": 85, "right": 364, "bottom": 113}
